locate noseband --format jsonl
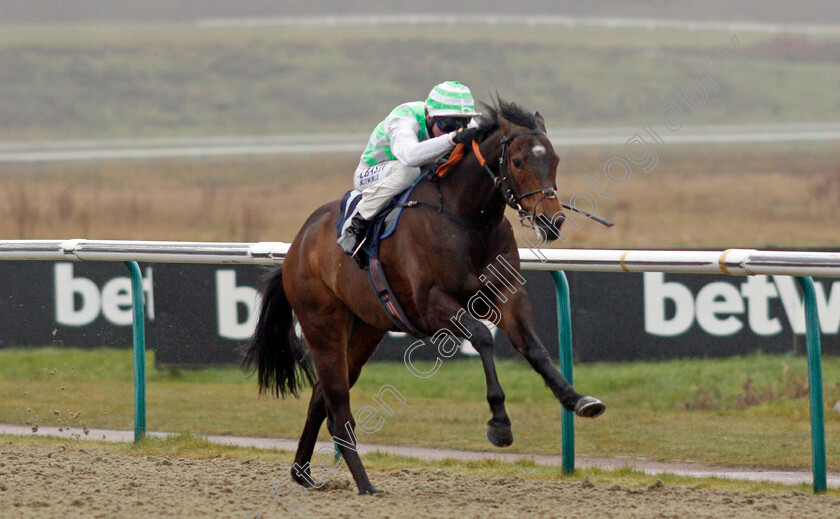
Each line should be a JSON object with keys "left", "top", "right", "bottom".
{"left": 472, "top": 129, "right": 559, "bottom": 228}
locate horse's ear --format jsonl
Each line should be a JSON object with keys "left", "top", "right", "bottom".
{"left": 535, "top": 111, "right": 546, "bottom": 132}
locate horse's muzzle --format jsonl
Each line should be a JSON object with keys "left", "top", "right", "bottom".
{"left": 535, "top": 212, "right": 563, "bottom": 242}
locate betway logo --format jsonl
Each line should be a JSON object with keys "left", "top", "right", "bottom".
{"left": 55, "top": 263, "right": 155, "bottom": 326}
{"left": 55, "top": 265, "right": 259, "bottom": 340}
{"left": 644, "top": 272, "right": 840, "bottom": 337}
{"left": 214, "top": 270, "right": 260, "bottom": 340}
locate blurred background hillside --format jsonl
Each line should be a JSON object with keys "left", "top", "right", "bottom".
{"left": 2, "top": 1, "right": 839, "bottom": 24}
{"left": 1, "top": 1, "right": 839, "bottom": 247}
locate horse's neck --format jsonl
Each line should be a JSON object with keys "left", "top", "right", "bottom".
{"left": 441, "top": 138, "right": 506, "bottom": 228}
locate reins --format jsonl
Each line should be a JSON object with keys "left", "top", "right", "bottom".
{"left": 395, "top": 199, "right": 495, "bottom": 234}
{"left": 391, "top": 163, "right": 499, "bottom": 234}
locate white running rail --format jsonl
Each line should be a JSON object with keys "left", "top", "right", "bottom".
{"left": 2, "top": 240, "right": 840, "bottom": 277}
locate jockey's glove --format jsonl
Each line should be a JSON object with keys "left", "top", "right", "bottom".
{"left": 451, "top": 127, "right": 479, "bottom": 146}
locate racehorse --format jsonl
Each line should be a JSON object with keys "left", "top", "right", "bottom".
{"left": 243, "top": 98, "right": 605, "bottom": 495}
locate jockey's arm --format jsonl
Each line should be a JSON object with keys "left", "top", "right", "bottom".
{"left": 386, "top": 115, "right": 456, "bottom": 168}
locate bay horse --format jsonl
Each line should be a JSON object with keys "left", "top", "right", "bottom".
{"left": 243, "top": 98, "right": 605, "bottom": 495}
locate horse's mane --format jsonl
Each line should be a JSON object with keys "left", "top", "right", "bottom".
{"left": 474, "top": 97, "right": 540, "bottom": 142}
{"left": 434, "top": 97, "right": 540, "bottom": 177}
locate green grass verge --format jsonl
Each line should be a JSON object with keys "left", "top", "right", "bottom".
{"left": 1, "top": 347, "right": 839, "bottom": 472}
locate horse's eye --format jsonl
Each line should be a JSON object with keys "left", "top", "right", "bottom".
{"left": 512, "top": 158, "right": 523, "bottom": 168}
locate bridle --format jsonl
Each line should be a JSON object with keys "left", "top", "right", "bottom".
{"left": 471, "top": 130, "right": 614, "bottom": 228}
{"left": 473, "top": 129, "right": 560, "bottom": 228}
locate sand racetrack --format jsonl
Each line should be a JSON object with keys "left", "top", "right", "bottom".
{"left": 2, "top": 444, "right": 840, "bottom": 518}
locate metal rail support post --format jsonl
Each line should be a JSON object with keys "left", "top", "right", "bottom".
{"left": 796, "top": 276, "right": 827, "bottom": 493}
{"left": 550, "top": 271, "right": 575, "bottom": 475}
{"left": 125, "top": 261, "right": 146, "bottom": 443}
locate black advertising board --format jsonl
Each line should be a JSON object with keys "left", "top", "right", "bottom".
{"left": 0, "top": 262, "right": 557, "bottom": 366}
{"left": 0, "top": 261, "right": 838, "bottom": 366}
{"left": 0, "top": 261, "right": 137, "bottom": 348}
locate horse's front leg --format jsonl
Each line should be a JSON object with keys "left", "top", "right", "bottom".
{"left": 459, "top": 314, "right": 515, "bottom": 446}
{"left": 427, "top": 288, "right": 513, "bottom": 447}
{"left": 499, "top": 289, "right": 605, "bottom": 418}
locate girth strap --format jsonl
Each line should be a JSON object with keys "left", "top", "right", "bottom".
{"left": 366, "top": 257, "right": 425, "bottom": 337}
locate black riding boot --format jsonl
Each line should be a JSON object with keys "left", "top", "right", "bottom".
{"left": 338, "top": 213, "right": 371, "bottom": 257}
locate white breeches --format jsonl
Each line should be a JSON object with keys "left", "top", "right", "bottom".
{"left": 353, "top": 160, "right": 421, "bottom": 220}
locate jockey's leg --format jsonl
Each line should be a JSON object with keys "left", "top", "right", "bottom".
{"left": 356, "top": 161, "right": 421, "bottom": 220}
{"left": 339, "top": 161, "right": 420, "bottom": 257}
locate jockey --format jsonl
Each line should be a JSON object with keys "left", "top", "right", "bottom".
{"left": 338, "top": 80, "right": 480, "bottom": 257}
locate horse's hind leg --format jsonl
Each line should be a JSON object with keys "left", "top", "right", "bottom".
{"left": 310, "top": 340, "right": 380, "bottom": 494}
{"left": 500, "top": 290, "right": 605, "bottom": 418}
{"left": 290, "top": 382, "right": 327, "bottom": 487}
{"left": 291, "top": 320, "right": 385, "bottom": 487}
{"left": 295, "top": 312, "right": 384, "bottom": 495}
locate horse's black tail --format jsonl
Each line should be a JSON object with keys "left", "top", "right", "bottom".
{"left": 241, "top": 267, "right": 317, "bottom": 398}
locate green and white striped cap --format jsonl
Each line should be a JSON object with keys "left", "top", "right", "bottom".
{"left": 425, "top": 81, "right": 479, "bottom": 117}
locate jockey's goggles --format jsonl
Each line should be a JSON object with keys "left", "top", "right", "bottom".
{"left": 434, "top": 116, "right": 472, "bottom": 133}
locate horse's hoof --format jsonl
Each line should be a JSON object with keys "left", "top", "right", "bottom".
{"left": 359, "top": 487, "right": 384, "bottom": 495}
{"left": 574, "top": 396, "right": 606, "bottom": 418}
{"left": 291, "top": 471, "right": 314, "bottom": 488}
{"left": 485, "top": 424, "right": 514, "bottom": 447}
